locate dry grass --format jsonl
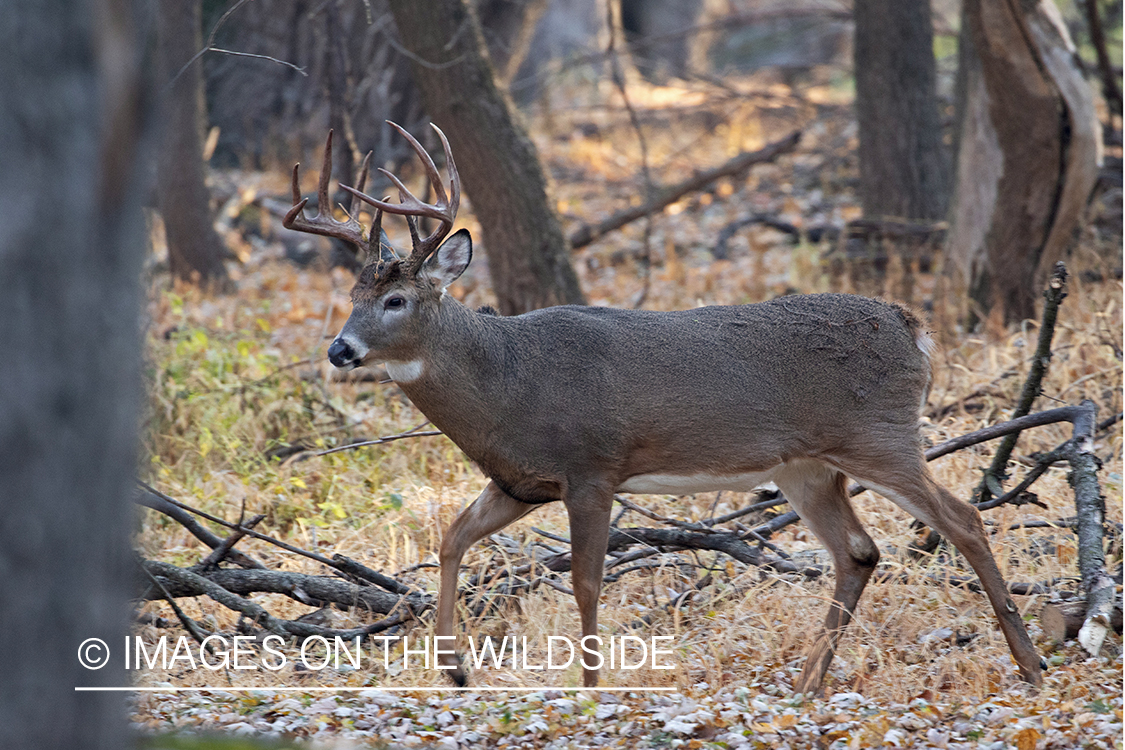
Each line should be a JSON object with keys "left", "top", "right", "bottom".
{"left": 136, "top": 71, "right": 1122, "bottom": 710}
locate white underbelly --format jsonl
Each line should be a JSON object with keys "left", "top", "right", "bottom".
{"left": 617, "top": 467, "right": 780, "bottom": 495}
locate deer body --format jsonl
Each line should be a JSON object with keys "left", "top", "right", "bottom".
{"left": 287, "top": 123, "right": 1043, "bottom": 692}
{"left": 346, "top": 295, "right": 930, "bottom": 506}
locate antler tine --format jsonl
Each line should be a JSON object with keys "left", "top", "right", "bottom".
{"left": 340, "top": 170, "right": 445, "bottom": 221}
{"left": 290, "top": 163, "right": 303, "bottom": 207}
{"left": 282, "top": 129, "right": 368, "bottom": 251}
{"left": 430, "top": 123, "right": 460, "bottom": 221}
{"left": 366, "top": 205, "right": 392, "bottom": 261}
{"left": 406, "top": 215, "right": 422, "bottom": 252}
{"left": 387, "top": 120, "right": 448, "bottom": 208}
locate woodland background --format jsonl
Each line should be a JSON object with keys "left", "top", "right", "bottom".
{"left": 1, "top": 1, "right": 1123, "bottom": 748}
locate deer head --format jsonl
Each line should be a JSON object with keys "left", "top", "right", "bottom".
{"left": 283, "top": 122, "right": 470, "bottom": 371}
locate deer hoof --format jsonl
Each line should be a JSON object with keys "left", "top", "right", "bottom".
{"left": 446, "top": 665, "right": 467, "bottom": 687}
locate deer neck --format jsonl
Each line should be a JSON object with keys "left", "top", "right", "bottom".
{"left": 385, "top": 298, "right": 507, "bottom": 444}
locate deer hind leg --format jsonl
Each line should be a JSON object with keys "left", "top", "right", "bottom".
{"left": 846, "top": 457, "right": 1043, "bottom": 687}
{"left": 437, "top": 481, "right": 535, "bottom": 685}
{"left": 775, "top": 459, "right": 880, "bottom": 695}
{"left": 564, "top": 484, "right": 614, "bottom": 687}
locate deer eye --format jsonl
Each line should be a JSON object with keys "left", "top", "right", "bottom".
{"left": 384, "top": 295, "right": 405, "bottom": 310}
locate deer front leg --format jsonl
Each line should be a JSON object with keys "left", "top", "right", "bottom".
{"left": 437, "top": 481, "right": 534, "bottom": 685}
{"left": 564, "top": 486, "right": 614, "bottom": 687}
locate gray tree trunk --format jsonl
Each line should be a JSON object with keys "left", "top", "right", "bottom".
{"left": 155, "top": 0, "right": 230, "bottom": 288}
{"left": 853, "top": 0, "right": 950, "bottom": 222}
{"left": 0, "top": 0, "right": 146, "bottom": 747}
{"left": 620, "top": 0, "right": 706, "bottom": 84}
{"left": 475, "top": 0, "right": 551, "bottom": 87}
{"left": 947, "top": 0, "right": 1100, "bottom": 324}
{"left": 385, "top": 0, "right": 586, "bottom": 315}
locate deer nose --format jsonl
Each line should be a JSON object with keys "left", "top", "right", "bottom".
{"left": 327, "top": 339, "right": 356, "bottom": 368}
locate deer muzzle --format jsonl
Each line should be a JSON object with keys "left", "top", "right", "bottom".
{"left": 327, "top": 338, "right": 358, "bottom": 369}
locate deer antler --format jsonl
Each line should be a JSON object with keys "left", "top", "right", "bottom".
{"left": 339, "top": 121, "right": 460, "bottom": 274}
{"left": 283, "top": 130, "right": 385, "bottom": 261}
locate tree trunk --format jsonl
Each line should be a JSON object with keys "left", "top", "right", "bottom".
{"left": 385, "top": 0, "right": 586, "bottom": 315}
{"left": 947, "top": 0, "right": 1100, "bottom": 324}
{"left": 0, "top": 0, "right": 145, "bottom": 747}
{"left": 620, "top": 0, "right": 706, "bottom": 85}
{"left": 475, "top": 0, "right": 551, "bottom": 87}
{"left": 853, "top": 0, "right": 950, "bottom": 222}
{"left": 155, "top": 0, "right": 230, "bottom": 289}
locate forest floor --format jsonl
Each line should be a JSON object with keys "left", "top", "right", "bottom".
{"left": 132, "top": 68, "right": 1122, "bottom": 748}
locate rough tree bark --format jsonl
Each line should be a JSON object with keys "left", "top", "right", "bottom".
{"left": 385, "top": 0, "right": 586, "bottom": 315}
{"left": 947, "top": 0, "right": 1100, "bottom": 324}
{"left": 853, "top": 0, "right": 950, "bottom": 222}
{"left": 155, "top": 0, "right": 231, "bottom": 288}
{"left": 0, "top": 0, "right": 145, "bottom": 747}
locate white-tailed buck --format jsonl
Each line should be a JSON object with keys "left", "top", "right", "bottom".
{"left": 285, "top": 123, "right": 1043, "bottom": 691}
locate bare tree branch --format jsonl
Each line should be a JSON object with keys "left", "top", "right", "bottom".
{"left": 142, "top": 560, "right": 415, "bottom": 637}
{"left": 568, "top": 131, "right": 801, "bottom": 249}
{"left": 977, "top": 262, "right": 1069, "bottom": 504}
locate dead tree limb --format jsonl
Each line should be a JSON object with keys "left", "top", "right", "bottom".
{"left": 1040, "top": 595, "right": 1123, "bottom": 641}
{"left": 567, "top": 130, "right": 801, "bottom": 250}
{"left": 976, "top": 261, "right": 1068, "bottom": 505}
{"left": 135, "top": 488, "right": 267, "bottom": 570}
{"left": 197, "top": 513, "right": 265, "bottom": 569}
{"left": 138, "top": 558, "right": 214, "bottom": 648}
{"left": 330, "top": 554, "right": 418, "bottom": 597}
{"left": 974, "top": 447, "right": 1063, "bottom": 511}
{"left": 924, "top": 405, "right": 1090, "bottom": 462}
{"left": 141, "top": 561, "right": 416, "bottom": 630}
{"left": 1064, "top": 400, "right": 1116, "bottom": 656}
{"left": 606, "top": 526, "right": 761, "bottom": 567}
{"left": 844, "top": 402, "right": 1092, "bottom": 505}
{"left": 135, "top": 482, "right": 426, "bottom": 601}
{"left": 1097, "top": 412, "right": 1123, "bottom": 434}
{"left": 704, "top": 492, "right": 788, "bottom": 525}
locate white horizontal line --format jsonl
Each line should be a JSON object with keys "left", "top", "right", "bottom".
{"left": 76, "top": 686, "right": 675, "bottom": 692}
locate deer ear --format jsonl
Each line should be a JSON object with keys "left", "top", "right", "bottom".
{"left": 422, "top": 228, "right": 472, "bottom": 289}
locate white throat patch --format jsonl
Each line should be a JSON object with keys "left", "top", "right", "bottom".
{"left": 385, "top": 359, "right": 425, "bottom": 383}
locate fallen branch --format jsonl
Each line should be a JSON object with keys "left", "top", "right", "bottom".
{"left": 1040, "top": 595, "right": 1123, "bottom": 642}
{"left": 704, "top": 491, "right": 788, "bottom": 525}
{"left": 140, "top": 562, "right": 410, "bottom": 618}
{"left": 607, "top": 526, "right": 760, "bottom": 567}
{"left": 138, "top": 558, "right": 214, "bottom": 649}
{"left": 567, "top": 130, "right": 801, "bottom": 250}
{"left": 135, "top": 482, "right": 426, "bottom": 602}
{"left": 135, "top": 488, "right": 266, "bottom": 570}
{"left": 1097, "top": 412, "right": 1123, "bottom": 434}
{"left": 142, "top": 561, "right": 409, "bottom": 641}
{"left": 1065, "top": 400, "right": 1116, "bottom": 657}
{"left": 197, "top": 513, "right": 265, "bottom": 569}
